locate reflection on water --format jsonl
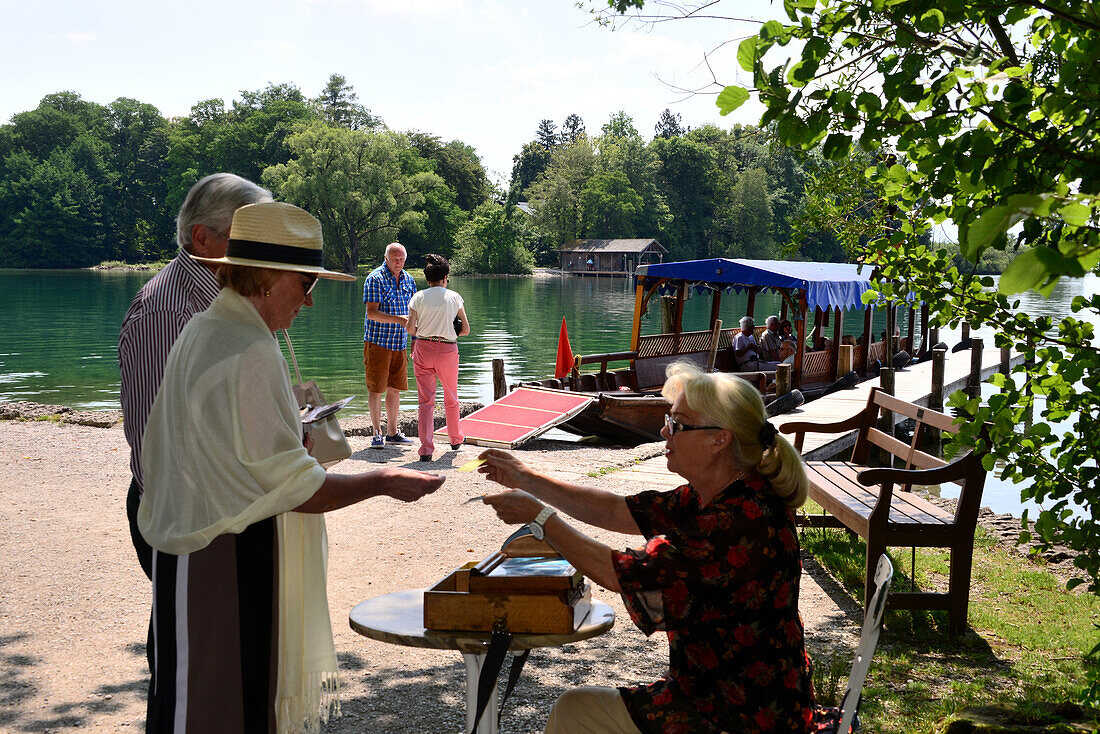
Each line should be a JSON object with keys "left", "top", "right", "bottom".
{"left": 0, "top": 268, "right": 1095, "bottom": 519}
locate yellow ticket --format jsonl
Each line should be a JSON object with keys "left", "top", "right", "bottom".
{"left": 457, "top": 458, "right": 487, "bottom": 472}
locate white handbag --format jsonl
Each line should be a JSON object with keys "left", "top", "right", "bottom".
{"left": 280, "top": 329, "right": 352, "bottom": 469}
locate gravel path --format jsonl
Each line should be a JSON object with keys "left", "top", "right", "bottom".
{"left": 0, "top": 418, "right": 860, "bottom": 733}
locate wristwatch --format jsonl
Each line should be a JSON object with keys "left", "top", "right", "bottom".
{"left": 528, "top": 506, "right": 557, "bottom": 540}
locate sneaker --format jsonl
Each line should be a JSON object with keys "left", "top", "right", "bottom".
{"left": 418, "top": 454, "right": 432, "bottom": 462}
{"left": 386, "top": 432, "right": 413, "bottom": 444}
{"left": 371, "top": 434, "right": 385, "bottom": 449}
{"left": 451, "top": 443, "right": 463, "bottom": 451}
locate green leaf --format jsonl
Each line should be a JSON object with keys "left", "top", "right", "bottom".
{"left": 717, "top": 86, "right": 751, "bottom": 116}
{"left": 1059, "top": 202, "right": 1092, "bottom": 227}
{"left": 822, "top": 133, "right": 851, "bottom": 160}
{"left": 998, "top": 247, "right": 1070, "bottom": 294}
{"left": 964, "top": 196, "right": 1043, "bottom": 259}
{"left": 738, "top": 36, "right": 761, "bottom": 72}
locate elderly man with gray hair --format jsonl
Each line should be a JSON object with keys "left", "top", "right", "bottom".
{"left": 760, "top": 315, "right": 784, "bottom": 363}
{"left": 119, "top": 173, "right": 272, "bottom": 580}
{"left": 732, "top": 316, "right": 780, "bottom": 372}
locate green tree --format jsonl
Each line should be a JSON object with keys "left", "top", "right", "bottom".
{"left": 510, "top": 140, "right": 553, "bottom": 200}
{"left": 263, "top": 123, "right": 444, "bottom": 273}
{"left": 600, "top": 110, "right": 641, "bottom": 140}
{"left": 451, "top": 202, "right": 535, "bottom": 275}
{"left": 535, "top": 119, "right": 559, "bottom": 149}
{"left": 654, "top": 108, "right": 686, "bottom": 139}
{"left": 407, "top": 132, "right": 490, "bottom": 212}
{"left": 526, "top": 136, "right": 598, "bottom": 248}
{"left": 314, "top": 73, "right": 379, "bottom": 131}
{"left": 560, "top": 113, "right": 587, "bottom": 144}
{"left": 580, "top": 170, "right": 644, "bottom": 237}
{"left": 651, "top": 134, "right": 717, "bottom": 259}
{"left": 604, "top": 0, "right": 1100, "bottom": 618}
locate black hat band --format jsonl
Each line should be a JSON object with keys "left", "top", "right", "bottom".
{"left": 227, "top": 238, "right": 323, "bottom": 268}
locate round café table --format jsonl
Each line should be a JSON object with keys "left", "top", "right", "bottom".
{"left": 349, "top": 588, "right": 615, "bottom": 734}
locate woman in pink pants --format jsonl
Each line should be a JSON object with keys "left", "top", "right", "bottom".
{"left": 406, "top": 254, "right": 470, "bottom": 461}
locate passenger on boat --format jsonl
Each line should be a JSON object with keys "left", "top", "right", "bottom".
{"left": 760, "top": 315, "right": 784, "bottom": 362}
{"left": 734, "top": 316, "right": 780, "bottom": 371}
{"left": 139, "top": 202, "right": 444, "bottom": 733}
{"left": 476, "top": 362, "right": 816, "bottom": 733}
{"left": 779, "top": 319, "right": 798, "bottom": 363}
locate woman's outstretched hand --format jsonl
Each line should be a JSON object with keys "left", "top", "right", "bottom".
{"left": 476, "top": 449, "right": 535, "bottom": 490}
{"left": 383, "top": 466, "right": 446, "bottom": 502}
{"left": 482, "top": 488, "right": 543, "bottom": 525}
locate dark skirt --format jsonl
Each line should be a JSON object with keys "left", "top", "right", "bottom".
{"left": 146, "top": 517, "right": 278, "bottom": 734}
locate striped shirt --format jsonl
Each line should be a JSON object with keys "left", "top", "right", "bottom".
{"left": 119, "top": 249, "right": 220, "bottom": 492}
{"left": 362, "top": 264, "right": 416, "bottom": 351}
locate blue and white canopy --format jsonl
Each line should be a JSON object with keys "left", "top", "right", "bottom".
{"left": 636, "top": 258, "right": 876, "bottom": 312}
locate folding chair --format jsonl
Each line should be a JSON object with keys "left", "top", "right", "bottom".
{"left": 813, "top": 555, "right": 894, "bottom": 733}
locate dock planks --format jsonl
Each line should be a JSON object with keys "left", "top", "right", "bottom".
{"left": 618, "top": 347, "right": 1022, "bottom": 488}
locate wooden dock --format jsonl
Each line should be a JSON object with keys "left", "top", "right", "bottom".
{"left": 618, "top": 347, "right": 1024, "bottom": 489}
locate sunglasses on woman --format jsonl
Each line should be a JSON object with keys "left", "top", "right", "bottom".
{"left": 664, "top": 413, "right": 723, "bottom": 435}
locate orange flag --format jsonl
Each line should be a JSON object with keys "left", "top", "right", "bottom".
{"left": 555, "top": 317, "right": 575, "bottom": 379}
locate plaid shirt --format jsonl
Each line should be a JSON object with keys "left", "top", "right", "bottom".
{"left": 363, "top": 264, "right": 416, "bottom": 351}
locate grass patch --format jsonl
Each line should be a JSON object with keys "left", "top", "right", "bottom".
{"left": 799, "top": 521, "right": 1099, "bottom": 732}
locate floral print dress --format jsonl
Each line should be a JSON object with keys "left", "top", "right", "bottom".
{"left": 612, "top": 474, "right": 815, "bottom": 733}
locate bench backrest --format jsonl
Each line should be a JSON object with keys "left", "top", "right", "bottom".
{"left": 852, "top": 388, "right": 958, "bottom": 472}
{"left": 853, "top": 388, "right": 988, "bottom": 524}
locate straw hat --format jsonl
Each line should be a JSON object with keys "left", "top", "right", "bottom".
{"left": 192, "top": 201, "right": 355, "bottom": 281}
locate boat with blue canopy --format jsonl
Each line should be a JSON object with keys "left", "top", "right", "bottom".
{"left": 513, "top": 257, "right": 930, "bottom": 445}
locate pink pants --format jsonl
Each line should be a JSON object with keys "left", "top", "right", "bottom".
{"left": 411, "top": 340, "right": 463, "bottom": 455}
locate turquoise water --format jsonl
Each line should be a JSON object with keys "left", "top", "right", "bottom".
{"left": 1, "top": 268, "right": 1095, "bottom": 518}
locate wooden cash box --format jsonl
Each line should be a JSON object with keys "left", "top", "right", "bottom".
{"left": 424, "top": 530, "right": 592, "bottom": 634}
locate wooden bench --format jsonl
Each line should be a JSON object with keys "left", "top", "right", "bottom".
{"left": 780, "top": 387, "right": 988, "bottom": 632}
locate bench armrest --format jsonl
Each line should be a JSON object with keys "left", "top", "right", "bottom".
{"left": 779, "top": 411, "right": 867, "bottom": 452}
{"left": 858, "top": 451, "right": 983, "bottom": 488}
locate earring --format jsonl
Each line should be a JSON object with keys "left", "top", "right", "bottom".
{"left": 264, "top": 290, "right": 271, "bottom": 297}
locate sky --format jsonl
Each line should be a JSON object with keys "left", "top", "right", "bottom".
{"left": 1, "top": 0, "right": 784, "bottom": 186}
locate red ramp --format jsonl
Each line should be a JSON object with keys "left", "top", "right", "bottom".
{"left": 438, "top": 387, "right": 594, "bottom": 449}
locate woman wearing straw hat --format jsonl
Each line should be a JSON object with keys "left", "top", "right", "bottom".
{"left": 138, "top": 201, "right": 445, "bottom": 733}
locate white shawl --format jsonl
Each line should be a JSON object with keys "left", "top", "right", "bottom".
{"left": 139, "top": 288, "right": 338, "bottom": 733}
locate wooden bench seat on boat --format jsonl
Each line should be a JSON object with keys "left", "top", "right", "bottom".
{"left": 780, "top": 387, "right": 989, "bottom": 633}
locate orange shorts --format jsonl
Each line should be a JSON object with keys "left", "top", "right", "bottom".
{"left": 363, "top": 341, "right": 408, "bottom": 393}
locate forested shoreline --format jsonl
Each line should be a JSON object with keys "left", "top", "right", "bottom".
{"left": 0, "top": 73, "right": 1007, "bottom": 274}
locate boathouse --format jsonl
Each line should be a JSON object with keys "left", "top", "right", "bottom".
{"left": 557, "top": 239, "right": 667, "bottom": 276}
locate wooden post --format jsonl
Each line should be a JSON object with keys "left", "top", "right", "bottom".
{"left": 930, "top": 326, "right": 940, "bottom": 348}
{"left": 746, "top": 287, "right": 757, "bottom": 321}
{"left": 968, "top": 337, "right": 984, "bottom": 401}
{"left": 919, "top": 303, "right": 930, "bottom": 357}
{"left": 492, "top": 359, "right": 507, "bottom": 401}
{"left": 961, "top": 322, "right": 971, "bottom": 342}
{"left": 776, "top": 363, "right": 791, "bottom": 397}
{"left": 1000, "top": 345, "right": 1011, "bottom": 376}
{"left": 706, "top": 319, "right": 723, "bottom": 372}
{"left": 709, "top": 291, "right": 722, "bottom": 333}
{"left": 886, "top": 304, "right": 897, "bottom": 366}
{"left": 906, "top": 305, "right": 916, "bottom": 353}
{"left": 862, "top": 306, "right": 874, "bottom": 375}
{"left": 927, "top": 348, "right": 946, "bottom": 457}
{"left": 830, "top": 307, "right": 843, "bottom": 381}
{"left": 660, "top": 295, "right": 676, "bottom": 334}
{"left": 839, "top": 344, "right": 853, "bottom": 376}
{"left": 1024, "top": 335, "right": 1035, "bottom": 431}
{"left": 877, "top": 367, "right": 895, "bottom": 465}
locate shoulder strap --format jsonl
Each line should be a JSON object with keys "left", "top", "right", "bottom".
{"left": 280, "top": 329, "right": 303, "bottom": 386}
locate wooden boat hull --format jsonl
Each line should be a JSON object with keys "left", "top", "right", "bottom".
{"left": 555, "top": 392, "right": 670, "bottom": 444}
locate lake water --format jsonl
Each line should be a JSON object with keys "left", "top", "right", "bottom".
{"left": 1, "top": 268, "right": 1095, "bottom": 518}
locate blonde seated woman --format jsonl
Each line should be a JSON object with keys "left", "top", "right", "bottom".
{"left": 476, "top": 362, "right": 816, "bottom": 733}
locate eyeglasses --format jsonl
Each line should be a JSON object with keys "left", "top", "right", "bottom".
{"left": 303, "top": 275, "right": 318, "bottom": 296}
{"left": 664, "top": 413, "right": 723, "bottom": 435}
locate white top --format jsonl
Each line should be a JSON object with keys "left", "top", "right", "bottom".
{"left": 733, "top": 331, "right": 761, "bottom": 367}
{"left": 139, "top": 287, "right": 326, "bottom": 554}
{"left": 408, "top": 286, "right": 464, "bottom": 341}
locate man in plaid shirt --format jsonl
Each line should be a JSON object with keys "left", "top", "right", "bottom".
{"left": 363, "top": 242, "right": 417, "bottom": 448}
